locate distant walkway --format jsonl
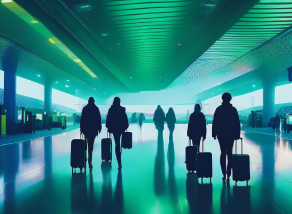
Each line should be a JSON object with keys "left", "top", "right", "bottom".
{"left": 242, "top": 126, "right": 292, "bottom": 140}
{"left": 0, "top": 125, "right": 79, "bottom": 146}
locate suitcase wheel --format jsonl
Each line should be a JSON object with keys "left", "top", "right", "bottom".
{"left": 108, "top": 160, "right": 111, "bottom": 162}
{"left": 80, "top": 168, "right": 83, "bottom": 172}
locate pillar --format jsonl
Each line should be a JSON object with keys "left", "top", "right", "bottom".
{"left": 261, "top": 74, "right": 277, "bottom": 127}
{"left": 2, "top": 47, "right": 19, "bottom": 135}
{"left": 44, "top": 78, "right": 53, "bottom": 115}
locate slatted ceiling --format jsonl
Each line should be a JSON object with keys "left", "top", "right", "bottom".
{"left": 170, "top": 0, "right": 292, "bottom": 88}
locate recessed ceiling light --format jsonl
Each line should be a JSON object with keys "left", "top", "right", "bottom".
{"left": 56, "top": 81, "right": 58, "bottom": 83}
{"left": 219, "top": 89, "right": 221, "bottom": 90}
{"left": 66, "top": 80, "right": 69, "bottom": 82}
{"left": 49, "top": 38, "right": 55, "bottom": 44}
{"left": 253, "top": 85, "right": 255, "bottom": 87}
{"left": 1, "top": 0, "right": 12, "bottom": 3}
{"left": 178, "top": 43, "right": 181, "bottom": 46}
{"left": 74, "top": 59, "right": 81, "bottom": 63}
{"left": 94, "top": 88, "right": 95, "bottom": 90}
{"left": 212, "top": 93, "right": 214, "bottom": 94}
{"left": 130, "top": 77, "right": 132, "bottom": 79}
{"left": 37, "top": 74, "right": 40, "bottom": 77}
{"left": 65, "top": 85, "right": 69, "bottom": 87}
{"left": 31, "top": 20, "right": 39, "bottom": 24}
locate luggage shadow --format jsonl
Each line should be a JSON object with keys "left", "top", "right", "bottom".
{"left": 186, "top": 173, "right": 213, "bottom": 214}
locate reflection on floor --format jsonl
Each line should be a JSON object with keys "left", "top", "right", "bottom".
{"left": 0, "top": 124, "right": 291, "bottom": 213}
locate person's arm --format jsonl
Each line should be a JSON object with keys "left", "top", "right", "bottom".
{"left": 124, "top": 109, "right": 129, "bottom": 131}
{"left": 187, "top": 115, "right": 192, "bottom": 138}
{"left": 212, "top": 109, "right": 218, "bottom": 139}
{"left": 234, "top": 109, "right": 241, "bottom": 140}
{"left": 80, "top": 108, "right": 85, "bottom": 134}
{"left": 202, "top": 114, "right": 207, "bottom": 140}
{"left": 97, "top": 108, "right": 102, "bottom": 133}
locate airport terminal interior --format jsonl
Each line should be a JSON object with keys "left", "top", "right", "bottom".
{"left": 1, "top": 0, "right": 292, "bottom": 213}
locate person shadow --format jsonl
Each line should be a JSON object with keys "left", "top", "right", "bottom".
{"left": 167, "top": 133, "right": 180, "bottom": 212}
{"left": 220, "top": 181, "right": 251, "bottom": 214}
{"left": 70, "top": 171, "right": 87, "bottom": 213}
{"left": 100, "top": 162, "right": 113, "bottom": 214}
{"left": 113, "top": 171, "right": 124, "bottom": 214}
{"left": 154, "top": 129, "right": 166, "bottom": 197}
{"left": 186, "top": 172, "right": 213, "bottom": 214}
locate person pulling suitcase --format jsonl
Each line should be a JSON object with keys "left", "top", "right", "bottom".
{"left": 212, "top": 93, "right": 241, "bottom": 181}
{"left": 106, "top": 97, "right": 129, "bottom": 170}
{"left": 80, "top": 97, "right": 102, "bottom": 169}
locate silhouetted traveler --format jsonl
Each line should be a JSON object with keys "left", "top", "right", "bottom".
{"left": 138, "top": 113, "right": 145, "bottom": 127}
{"left": 80, "top": 97, "right": 102, "bottom": 168}
{"left": 166, "top": 108, "right": 176, "bottom": 133}
{"left": 187, "top": 104, "right": 206, "bottom": 151}
{"left": 106, "top": 97, "right": 129, "bottom": 170}
{"left": 212, "top": 93, "right": 240, "bottom": 181}
{"left": 153, "top": 105, "right": 165, "bottom": 131}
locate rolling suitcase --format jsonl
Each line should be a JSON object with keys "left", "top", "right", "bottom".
{"left": 122, "top": 130, "right": 132, "bottom": 149}
{"left": 185, "top": 139, "right": 198, "bottom": 172}
{"left": 101, "top": 132, "right": 112, "bottom": 162}
{"left": 232, "top": 138, "right": 250, "bottom": 186}
{"left": 71, "top": 134, "right": 86, "bottom": 173}
{"left": 197, "top": 139, "right": 212, "bottom": 183}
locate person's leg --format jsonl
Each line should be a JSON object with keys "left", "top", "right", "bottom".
{"left": 218, "top": 139, "right": 227, "bottom": 179}
{"left": 191, "top": 136, "right": 201, "bottom": 171}
{"left": 113, "top": 133, "right": 122, "bottom": 166}
{"left": 87, "top": 135, "right": 95, "bottom": 167}
{"left": 226, "top": 139, "right": 235, "bottom": 178}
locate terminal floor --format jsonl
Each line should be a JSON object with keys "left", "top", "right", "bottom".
{"left": 0, "top": 124, "right": 291, "bottom": 214}
{"left": 0, "top": 125, "right": 78, "bottom": 146}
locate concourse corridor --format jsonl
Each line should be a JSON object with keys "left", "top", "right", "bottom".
{"left": 0, "top": 124, "right": 291, "bottom": 214}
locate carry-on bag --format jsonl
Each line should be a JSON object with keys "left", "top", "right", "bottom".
{"left": 185, "top": 139, "right": 198, "bottom": 172}
{"left": 197, "top": 139, "right": 212, "bottom": 183}
{"left": 71, "top": 134, "right": 86, "bottom": 173}
{"left": 122, "top": 130, "right": 132, "bottom": 149}
{"left": 232, "top": 138, "right": 250, "bottom": 185}
{"left": 101, "top": 131, "right": 112, "bottom": 162}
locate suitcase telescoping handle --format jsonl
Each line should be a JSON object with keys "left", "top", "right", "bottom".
{"left": 189, "top": 139, "right": 191, "bottom": 146}
{"left": 201, "top": 138, "right": 204, "bottom": 153}
{"left": 234, "top": 137, "right": 243, "bottom": 154}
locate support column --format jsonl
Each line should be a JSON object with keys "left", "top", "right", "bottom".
{"left": 2, "top": 47, "right": 19, "bottom": 135}
{"left": 261, "top": 74, "right": 277, "bottom": 127}
{"left": 44, "top": 78, "right": 53, "bottom": 115}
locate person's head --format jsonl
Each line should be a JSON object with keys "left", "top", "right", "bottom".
{"left": 157, "top": 105, "right": 161, "bottom": 109}
{"left": 194, "top": 103, "right": 201, "bottom": 112}
{"left": 113, "top": 97, "right": 121, "bottom": 106}
{"left": 222, "top": 92, "right": 232, "bottom": 103}
{"left": 88, "top": 97, "right": 95, "bottom": 104}
{"left": 168, "top": 107, "right": 174, "bottom": 114}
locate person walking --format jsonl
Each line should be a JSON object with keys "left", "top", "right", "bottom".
{"left": 106, "top": 97, "right": 129, "bottom": 170}
{"left": 187, "top": 104, "right": 206, "bottom": 151}
{"left": 166, "top": 108, "right": 176, "bottom": 133}
{"left": 212, "top": 93, "right": 241, "bottom": 181}
{"left": 80, "top": 97, "right": 102, "bottom": 169}
{"left": 153, "top": 105, "right": 165, "bottom": 131}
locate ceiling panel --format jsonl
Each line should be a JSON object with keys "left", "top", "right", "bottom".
{"left": 169, "top": 0, "right": 292, "bottom": 88}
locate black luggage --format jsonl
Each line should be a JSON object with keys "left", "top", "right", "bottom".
{"left": 232, "top": 138, "right": 250, "bottom": 185}
{"left": 197, "top": 139, "right": 212, "bottom": 183}
{"left": 122, "top": 130, "right": 132, "bottom": 149}
{"left": 102, "top": 132, "right": 112, "bottom": 162}
{"left": 71, "top": 134, "right": 86, "bottom": 173}
{"left": 185, "top": 139, "right": 198, "bottom": 172}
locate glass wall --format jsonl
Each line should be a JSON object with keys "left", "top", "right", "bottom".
{"left": 52, "top": 89, "right": 86, "bottom": 112}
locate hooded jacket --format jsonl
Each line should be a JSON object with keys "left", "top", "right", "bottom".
{"left": 187, "top": 111, "right": 206, "bottom": 139}
{"left": 212, "top": 103, "right": 241, "bottom": 140}
{"left": 80, "top": 103, "right": 101, "bottom": 136}
{"left": 106, "top": 104, "right": 129, "bottom": 134}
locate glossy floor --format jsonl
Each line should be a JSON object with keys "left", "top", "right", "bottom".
{"left": 0, "top": 124, "right": 291, "bottom": 214}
